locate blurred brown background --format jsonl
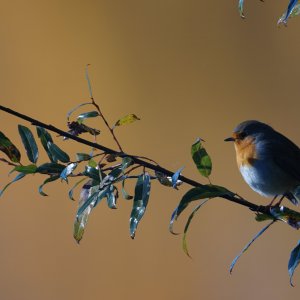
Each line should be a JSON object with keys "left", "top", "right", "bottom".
{"left": 0, "top": 1, "right": 300, "bottom": 299}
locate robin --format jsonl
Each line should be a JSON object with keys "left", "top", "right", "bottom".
{"left": 225, "top": 120, "right": 300, "bottom": 206}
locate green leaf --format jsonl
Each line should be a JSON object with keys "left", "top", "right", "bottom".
{"left": 68, "top": 178, "right": 87, "bottom": 201}
{"left": 106, "top": 185, "right": 118, "bottom": 209}
{"left": 229, "top": 221, "right": 275, "bottom": 274}
{"left": 288, "top": 240, "right": 300, "bottom": 287}
{"left": 36, "top": 163, "right": 66, "bottom": 175}
{"left": 36, "top": 127, "right": 56, "bottom": 162}
{"left": 77, "top": 185, "right": 110, "bottom": 217}
{"left": 38, "top": 175, "right": 60, "bottom": 196}
{"left": 0, "top": 173, "right": 26, "bottom": 197}
{"left": 88, "top": 159, "right": 97, "bottom": 168}
{"left": 238, "top": 0, "right": 245, "bottom": 18}
{"left": 85, "top": 64, "right": 93, "bottom": 99}
{"left": 191, "top": 138, "right": 212, "bottom": 178}
{"left": 66, "top": 102, "right": 91, "bottom": 121}
{"left": 129, "top": 173, "right": 151, "bottom": 239}
{"left": 121, "top": 179, "right": 133, "bottom": 200}
{"left": 76, "top": 153, "right": 91, "bottom": 161}
{"left": 82, "top": 166, "right": 100, "bottom": 181}
{"left": 77, "top": 111, "right": 99, "bottom": 124}
{"left": 18, "top": 125, "right": 38, "bottom": 163}
{"left": 121, "top": 157, "right": 134, "bottom": 170}
{"left": 182, "top": 199, "right": 209, "bottom": 258}
{"left": 14, "top": 164, "right": 37, "bottom": 174}
{"left": 0, "top": 131, "right": 21, "bottom": 163}
{"left": 74, "top": 184, "right": 111, "bottom": 243}
{"left": 173, "top": 185, "right": 232, "bottom": 222}
{"left": 113, "top": 114, "right": 140, "bottom": 128}
{"left": 48, "top": 143, "right": 70, "bottom": 163}
{"left": 60, "top": 163, "right": 78, "bottom": 182}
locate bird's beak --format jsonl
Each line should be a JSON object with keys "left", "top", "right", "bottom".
{"left": 224, "top": 137, "right": 235, "bottom": 142}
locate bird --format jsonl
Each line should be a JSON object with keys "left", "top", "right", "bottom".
{"left": 225, "top": 120, "right": 300, "bottom": 206}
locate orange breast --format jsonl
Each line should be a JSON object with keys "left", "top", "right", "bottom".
{"left": 234, "top": 137, "right": 258, "bottom": 168}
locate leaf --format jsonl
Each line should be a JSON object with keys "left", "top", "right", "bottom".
{"left": 76, "top": 185, "right": 110, "bottom": 218}
{"left": 67, "top": 102, "right": 91, "bottom": 121}
{"left": 18, "top": 125, "right": 38, "bottom": 163}
{"left": 113, "top": 114, "right": 140, "bottom": 128}
{"left": 36, "top": 127, "right": 56, "bottom": 162}
{"left": 191, "top": 138, "right": 212, "bottom": 178}
{"left": 76, "top": 153, "right": 91, "bottom": 161}
{"left": 288, "top": 240, "right": 300, "bottom": 287}
{"left": 38, "top": 175, "right": 60, "bottom": 196}
{"left": 182, "top": 199, "right": 210, "bottom": 258}
{"left": 229, "top": 221, "right": 275, "bottom": 274}
{"left": 129, "top": 173, "right": 151, "bottom": 239}
{"left": 173, "top": 185, "right": 233, "bottom": 222}
{"left": 88, "top": 159, "right": 97, "bottom": 168}
{"left": 172, "top": 167, "right": 184, "bottom": 189}
{"left": 60, "top": 163, "right": 78, "bottom": 182}
{"left": 0, "top": 131, "right": 21, "bottom": 163}
{"left": 48, "top": 143, "right": 70, "bottom": 163}
{"left": 14, "top": 164, "right": 37, "bottom": 174}
{"left": 85, "top": 64, "right": 93, "bottom": 99}
{"left": 0, "top": 173, "right": 26, "bottom": 197}
{"left": 106, "top": 185, "right": 118, "bottom": 209}
{"left": 121, "top": 179, "right": 133, "bottom": 200}
{"left": 238, "top": 0, "right": 245, "bottom": 18}
{"left": 68, "top": 178, "right": 87, "bottom": 201}
{"left": 82, "top": 166, "right": 100, "bottom": 181}
{"left": 36, "top": 163, "right": 66, "bottom": 175}
{"left": 77, "top": 111, "right": 99, "bottom": 124}
{"left": 121, "top": 157, "right": 134, "bottom": 170}
{"left": 278, "top": 0, "right": 299, "bottom": 25}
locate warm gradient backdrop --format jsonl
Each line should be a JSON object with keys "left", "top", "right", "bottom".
{"left": 1, "top": 1, "right": 300, "bottom": 299}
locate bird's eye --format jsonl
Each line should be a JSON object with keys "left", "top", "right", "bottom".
{"left": 238, "top": 132, "right": 247, "bottom": 140}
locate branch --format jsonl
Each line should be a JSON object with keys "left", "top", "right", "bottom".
{"left": 0, "top": 104, "right": 292, "bottom": 216}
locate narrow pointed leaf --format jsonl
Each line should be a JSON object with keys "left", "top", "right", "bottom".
{"left": 230, "top": 221, "right": 275, "bottom": 274}
{"left": 121, "top": 157, "right": 134, "bottom": 170}
{"left": 48, "top": 143, "right": 70, "bottom": 163}
{"left": 82, "top": 166, "right": 100, "bottom": 181}
{"left": 36, "top": 163, "right": 66, "bottom": 175}
{"left": 288, "top": 240, "right": 300, "bottom": 286}
{"left": 172, "top": 167, "right": 184, "bottom": 189}
{"left": 191, "top": 138, "right": 212, "bottom": 178}
{"left": 0, "top": 173, "right": 26, "bottom": 197}
{"left": 114, "top": 114, "right": 140, "bottom": 128}
{"left": 121, "top": 179, "right": 133, "bottom": 200}
{"left": 77, "top": 111, "right": 99, "bottom": 124}
{"left": 173, "top": 185, "right": 233, "bottom": 222}
{"left": 68, "top": 178, "right": 87, "bottom": 201}
{"left": 38, "top": 175, "right": 60, "bottom": 196}
{"left": 76, "top": 153, "right": 91, "bottom": 161}
{"left": 85, "top": 64, "right": 93, "bottom": 99}
{"left": 239, "top": 0, "right": 245, "bottom": 18}
{"left": 182, "top": 199, "right": 210, "bottom": 258}
{"left": 36, "top": 127, "right": 56, "bottom": 162}
{"left": 77, "top": 186, "right": 110, "bottom": 217}
{"left": 278, "top": 0, "right": 299, "bottom": 25}
{"left": 14, "top": 164, "right": 37, "bottom": 174}
{"left": 0, "top": 131, "right": 21, "bottom": 163}
{"left": 60, "top": 163, "right": 78, "bottom": 182}
{"left": 106, "top": 185, "right": 118, "bottom": 209}
{"left": 67, "top": 102, "right": 91, "bottom": 121}
{"left": 18, "top": 125, "right": 38, "bottom": 163}
{"left": 129, "top": 173, "right": 151, "bottom": 239}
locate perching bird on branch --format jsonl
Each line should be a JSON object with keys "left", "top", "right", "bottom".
{"left": 225, "top": 120, "right": 300, "bottom": 206}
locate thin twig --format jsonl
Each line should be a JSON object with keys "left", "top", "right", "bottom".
{"left": 0, "top": 104, "right": 284, "bottom": 215}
